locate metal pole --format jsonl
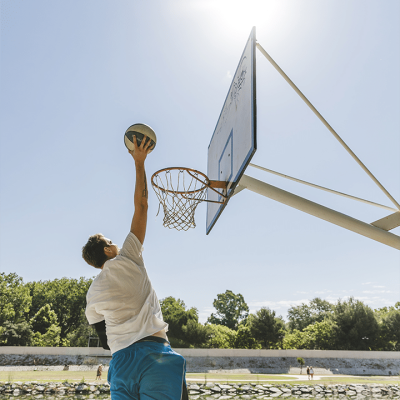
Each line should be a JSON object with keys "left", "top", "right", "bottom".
{"left": 249, "top": 163, "right": 397, "bottom": 212}
{"left": 240, "top": 174, "right": 400, "bottom": 250}
{"left": 256, "top": 42, "right": 400, "bottom": 211}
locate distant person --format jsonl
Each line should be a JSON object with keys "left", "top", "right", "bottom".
{"left": 306, "top": 366, "right": 310, "bottom": 380}
{"left": 310, "top": 366, "right": 314, "bottom": 380}
{"left": 83, "top": 135, "right": 188, "bottom": 400}
{"left": 96, "top": 364, "right": 103, "bottom": 380}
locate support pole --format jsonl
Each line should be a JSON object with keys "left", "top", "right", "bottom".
{"left": 249, "top": 163, "right": 397, "bottom": 212}
{"left": 240, "top": 174, "right": 400, "bottom": 250}
{"left": 256, "top": 42, "right": 400, "bottom": 211}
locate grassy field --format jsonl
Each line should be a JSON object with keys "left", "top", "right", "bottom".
{"left": 0, "top": 370, "right": 399, "bottom": 385}
{"left": 186, "top": 373, "right": 400, "bottom": 385}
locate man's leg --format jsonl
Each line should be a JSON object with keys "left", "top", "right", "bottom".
{"left": 138, "top": 343, "right": 187, "bottom": 400}
{"left": 108, "top": 350, "right": 139, "bottom": 400}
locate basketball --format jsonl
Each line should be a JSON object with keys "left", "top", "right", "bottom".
{"left": 124, "top": 123, "right": 157, "bottom": 153}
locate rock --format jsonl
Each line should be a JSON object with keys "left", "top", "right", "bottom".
{"left": 189, "top": 384, "right": 201, "bottom": 390}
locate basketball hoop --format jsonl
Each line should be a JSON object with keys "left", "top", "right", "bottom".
{"left": 151, "top": 167, "right": 227, "bottom": 231}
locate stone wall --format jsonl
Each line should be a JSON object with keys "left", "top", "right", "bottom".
{"left": 0, "top": 347, "right": 399, "bottom": 376}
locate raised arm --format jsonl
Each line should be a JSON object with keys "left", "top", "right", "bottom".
{"left": 129, "top": 135, "right": 154, "bottom": 244}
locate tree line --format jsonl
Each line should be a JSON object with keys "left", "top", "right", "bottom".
{"left": 1, "top": 273, "right": 399, "bottom": 350}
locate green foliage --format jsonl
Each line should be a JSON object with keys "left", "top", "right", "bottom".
{"left": 1, "top": 274, "right": 399, "bottom": 351}
{"left": 26, "top": 277, "right": 93, "bottom": 343}
{"left": 282, "top": 329, "right": 304, "bottom": 349}
{"left": 297, "top": 357, "right": 305, "bottom": 373}
{"left": 160, "top": 296, "right": 199, "bottom": 345}
{"left": 30, "top": 304, "right": 62, "bottom": 347}
{"left": 302, "top": 320, "right": 335, "bottom": 349}
{"left": 31, "top": 324, "right": 62, "bottom": 347}
{"left": 66, "top": 311, "right": 97, "bottom": 347}
{"left": 234, "top": 324, "right": 261, "bottom": 349}
{"left": 0, "top": 273, "right": 32, "bottom": 326}
{"left": 248, "top": 307, "right": 286, "bottom": 349}
{"left": 207, "top": 290, "right": 249, "bottom": 330}
{"left": 1, "top": 321, "right": 33, "bottom": 346}
{"left": 205, "top": 324, "right": 237, "bottom": 348}
{"left": 181, "top": 320, "right": 210, "bottom": 348}
{"left": 287, "top": 298, "right": 334, "bottom": 332}
{"left": 30, "top": 304, "right": 58, "bottom": 334}
{"left": 331, "top": 297, "right": 379, "bottom": 350}
{"left": 375, "top": 303, "right": 400, "bottom": 350}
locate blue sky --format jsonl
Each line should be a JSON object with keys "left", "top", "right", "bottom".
{"left": 1, "top": 0, "right": 399, "bottom": 323}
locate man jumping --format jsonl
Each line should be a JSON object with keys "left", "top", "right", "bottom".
{"left": 82, "top": 134, "right": 188, "bottom": 400}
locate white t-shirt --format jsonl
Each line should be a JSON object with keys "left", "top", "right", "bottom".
{"left": 85, "top": 232, "right": 168, "bottom": 355}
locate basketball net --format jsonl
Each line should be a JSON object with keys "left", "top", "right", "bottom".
{"left": 151, "top": 167, "right": 223, "bottom": 231}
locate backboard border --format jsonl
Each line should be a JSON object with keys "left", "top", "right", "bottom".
{"left": 206, "top": 26, "right": 257, "bottom": 235}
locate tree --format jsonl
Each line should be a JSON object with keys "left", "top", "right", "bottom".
{"left": 331, "top": 297, "right": 379, "bottom": 350}
{"left": 248, "top": 307, "right": 285, "bottom": 349}
{"left": 207, "top": 290, "right": 249, "bottom": 330}
{"left": 160, "top": 297, "right": 198, "bottom": 341}
{"left": 283, "top": 329, "right": 304, "bottom": 349}
{"left": 205, "top": 324, "right": 237, "bottom": 348}
{"left": 26, "top": 277, "right": 93, "bottom": 343}
{"left": 67, "top": 310, "right": 98, "bottom": 347}
{"left": 0, "top": 273, "right": 33, "bottom": 346}
{"left": 30, "top": 304, "right": 58, "bottom": 334}
{"left": 375, "top": 303, "right": 400, "bottom": 351}
{"left": 0, "top": 273, "right": 32, "bottom": 326}
{"left": 234, "top": 324, "right": 261, "bottom": 349}
{"left": 297, "top": 357, "right": 305, "bottom": 374}
{"left": 30, "top": 304, "right": 62, "bottom": 347}
{"left": 287, "top": 298, "right": 334, "bottom": 332}
{"left": 301, "top": 320, "right": 335, "bottom": 350}
{"left": 181, "top": 320, "right": 210, "bottom": 348}
{"left": 1, "top": 321, "right": 33, "bottom": 346}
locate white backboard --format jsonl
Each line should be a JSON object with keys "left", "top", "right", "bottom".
{"left": 206, "top": 27, "right": 257, "bottom": 234}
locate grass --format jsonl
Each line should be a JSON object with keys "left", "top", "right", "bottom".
{"left": 185, "top": 373, "right": 400, "bottom": 385}
{"left": 186, "top": 373, "right": 297, "bottom": 382}
{"left": 0, "top": 370, "right": 398, "bottom": 385}
{"left": 0, "top": 370, "right": 104, "bottom": 383}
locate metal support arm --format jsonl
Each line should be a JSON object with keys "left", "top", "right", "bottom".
{"left": 239, "top": 174, "right": 400, "bottom": 250}
{"left": 256, "top": 42, "right": 400, "bottom": 211}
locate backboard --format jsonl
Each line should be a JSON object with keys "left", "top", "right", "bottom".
{"left": 206, "top": 27, "right": 257, "bottom": 234}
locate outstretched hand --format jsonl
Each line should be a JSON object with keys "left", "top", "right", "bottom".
{"left": 129, "top": 135, "right": 154, "bottom": 163}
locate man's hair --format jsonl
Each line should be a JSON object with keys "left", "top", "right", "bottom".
{"left": 82, "top": 234, "right": 109, "bottom": 269}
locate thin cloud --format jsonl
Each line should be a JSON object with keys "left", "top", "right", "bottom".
{"left": 362, "top": 290, "right": 393, "bottom": 294}
{"left": 248, "top": 299, "right": 310, "bottom": 310}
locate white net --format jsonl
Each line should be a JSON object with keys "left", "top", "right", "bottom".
{"left": 151, "top": 168, "right": 209, "bottom": 231}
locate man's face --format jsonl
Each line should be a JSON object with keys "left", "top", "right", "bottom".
{"left": 103, "top": 237, "right": 119, "bottom": 259}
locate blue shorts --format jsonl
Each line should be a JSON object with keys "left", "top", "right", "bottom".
{"left": 108, "top": 338, "right": 187, "bottom": 400}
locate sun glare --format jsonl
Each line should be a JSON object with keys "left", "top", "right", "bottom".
{"left": 193, "top": 0, "right": 292, "bottom": 41}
